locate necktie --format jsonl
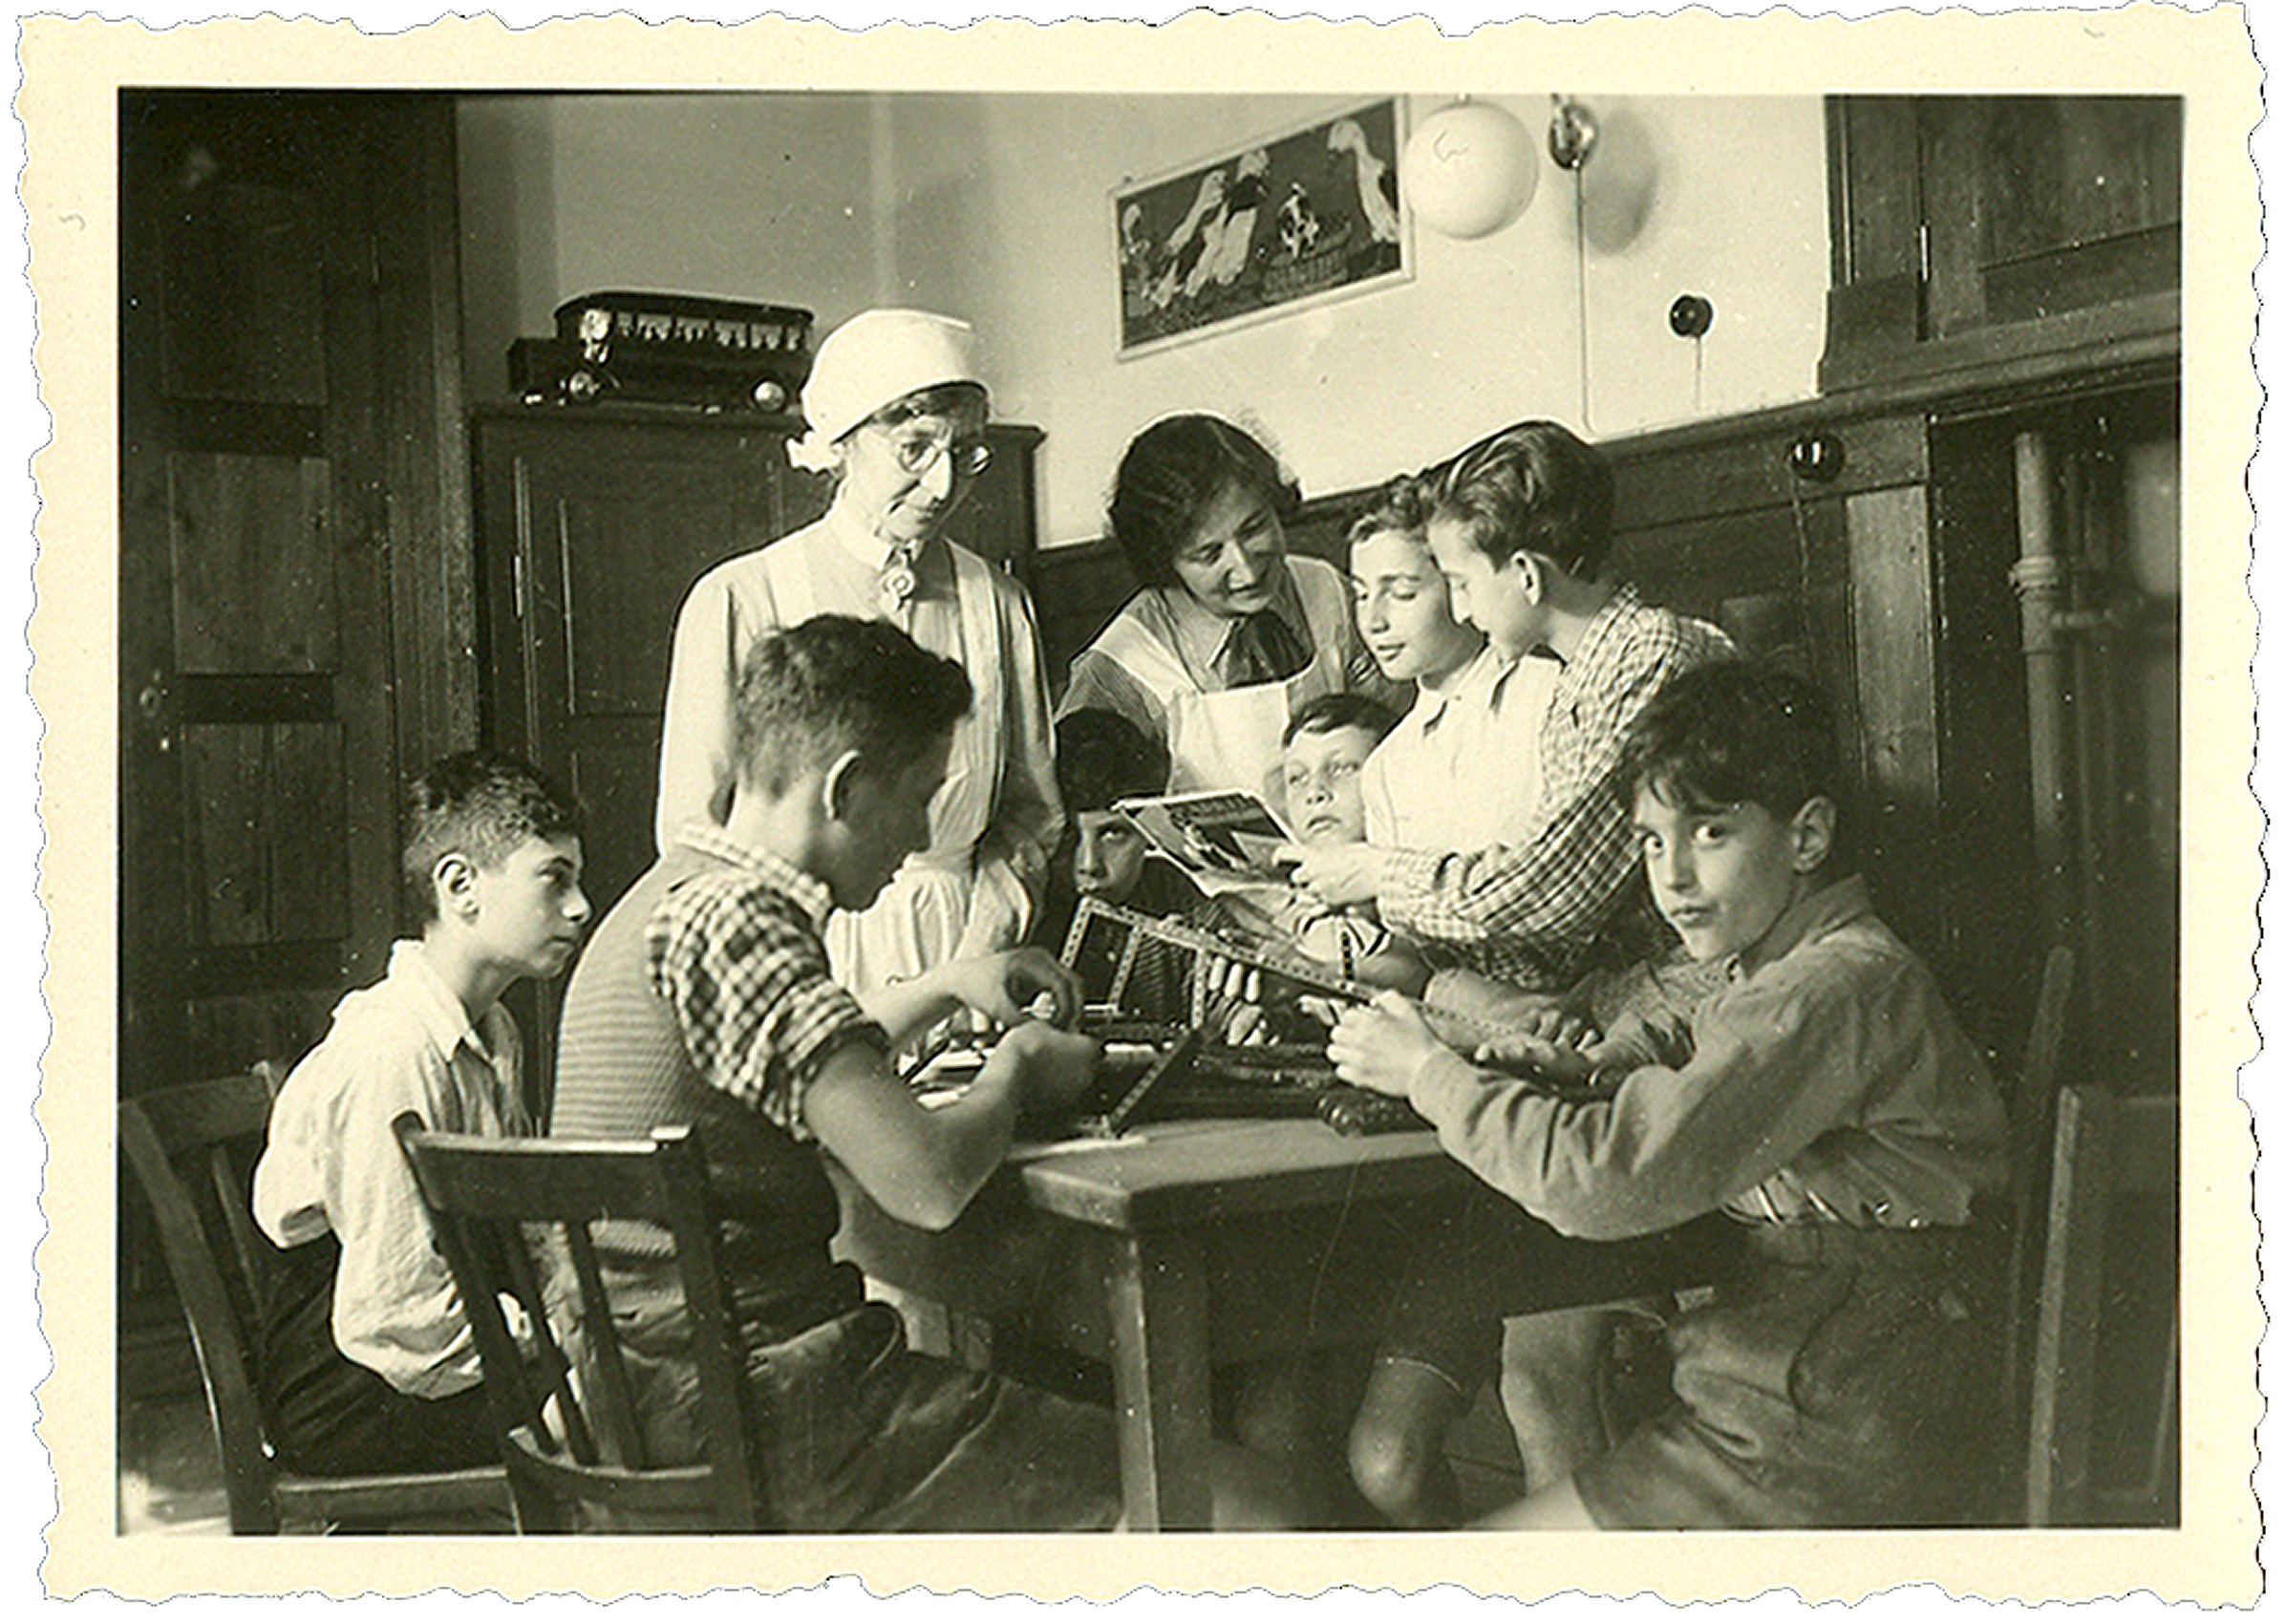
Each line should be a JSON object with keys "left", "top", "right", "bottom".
{"left": 1223, "top": 609, "right": 1310, "bottom": 686}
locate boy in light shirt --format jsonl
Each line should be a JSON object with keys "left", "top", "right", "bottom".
{"left": 1349, "top": 474, "right": 1559, "bottom": 856}
{"left": 253, "top": 751, "right": 590, "bottom": 1479}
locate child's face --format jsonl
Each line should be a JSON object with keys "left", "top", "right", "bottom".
{"left": 1631, "top": 784, "right": 1822, "bottom": 969}
{"left": 1427, "top": 517, "right": 1541, "bottom": 658}
{"left": 1170, "top": 481, "right": 1286, "bottom": 621}
{"left": 1350, "top": 526, "right": 1481, "bottom": 684}
{"left": 467, "top": 832, "right": 591, "bottom": 980}
{"left": 1071, "top": 809, "right": 1150, "bottom": 904}
{"left": 1282, "top": 725, "right": 1377, "bottom": 846}
{"left": 827, "top": 735, "right": 951, "bottom": 911}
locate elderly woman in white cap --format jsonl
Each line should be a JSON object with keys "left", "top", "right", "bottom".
{"left": 655, "top": 309, "right": 1062, "bottom": 995}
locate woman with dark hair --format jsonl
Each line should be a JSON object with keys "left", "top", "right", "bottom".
{"left": 1057, "top": 413, "right": 1391, "bottom": 801}
{"left": 656, "top": 309, "right": 1061, "bottom": 998}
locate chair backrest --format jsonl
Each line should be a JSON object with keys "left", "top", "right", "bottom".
{"left": 117, "top": 1070, "right": 287, "bottom": 1534}
{"left": 2025, "top": 1084, "right": 2180, "bottom": 1527}
{"left": 391, "top": 1115, "right": 763, "bottom": 1532}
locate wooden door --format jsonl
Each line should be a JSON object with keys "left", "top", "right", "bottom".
{"left": 118, "top": 93, "right": 468, "bottom": 1093}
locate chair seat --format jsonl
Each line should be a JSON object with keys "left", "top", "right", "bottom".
{"left": 121, "top": 1072, "right": 524, "bottom": 1535}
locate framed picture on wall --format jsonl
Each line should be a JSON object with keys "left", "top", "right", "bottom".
{"left": 1114, "top": 97, "right": 1411, "bottom": 358}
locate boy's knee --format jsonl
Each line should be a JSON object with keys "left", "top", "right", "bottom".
{"left": 1347, "top": 1411, "right": 1433, "bottom": 1512}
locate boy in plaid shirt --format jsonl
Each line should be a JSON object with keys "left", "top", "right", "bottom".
{"left": 553, "top": 615, "right": 1294, "bottom": 1530}
{"left": 1287, "top": 419, "right": 1733, "bottom": 995}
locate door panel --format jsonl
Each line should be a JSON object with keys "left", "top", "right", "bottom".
{"left": 166, "top": 452, "right": 335, "bottom": 673}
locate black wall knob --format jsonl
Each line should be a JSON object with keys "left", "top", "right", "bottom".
{"left": 1788, "top": 432, "right": 1846, "bottom": 483}
{"left": 1668, "top": 293, "right": 1714, "bottom": 339}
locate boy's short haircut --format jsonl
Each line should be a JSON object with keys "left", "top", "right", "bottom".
{"left": 1431, "top": 419, "right": 1615, "bottom": 582}
{"left": 1344, "top": 470, "right": 1435, "bottom": 550}
{"left": 1055, "top": 708, "right": 1171, "bottom": 814}
{"left": 1619, "top": 660, "right": 1845, "bottom": 851}
{"left": 403, "top": 750, "right": 584, "bottom": 921}
{"left": 733, "top": 614, "right": 973, "bottom": 795}
{"left": 1283, "top": 689, "right": 1400, "bottom": 749}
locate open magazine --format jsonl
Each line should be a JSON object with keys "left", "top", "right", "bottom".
{"left": 1112, "top": 788, "right": 1299, "bottom": 890}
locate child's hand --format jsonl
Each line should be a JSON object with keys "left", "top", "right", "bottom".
{"left": 1520, "top": 1005, "right": 1601, "bottom": 1050}
{"left": 1469, "top": 1031, "right": 1598, "bottom": 1090}
{"left": 988, "top": 1021, "right": 1101, "bottom": 1117}
{"left": 1279, "top": 842, "right": 1388, "bottom": 908}
{"left": 949, "top": 948, "right": 1082, "bottom": 1030}
{"left": 1195, "top": 953, "right": 1273, "bottom": 1046}
{"left": 1326, "top": 991, "right": 1448, "bottom": 1098}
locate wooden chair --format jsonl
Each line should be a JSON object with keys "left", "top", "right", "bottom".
{"left": 1996, "top": 947, "right": 2078, "bottom": 1424}
{"left": 118, "top": 1072, "right": 512, "bottom": 1533}
{"left": 2024, "top": 1084, "right": 2180, "bottom": 1526}
{"left": 391, "top": 1115, "right": 765, "bottom": 1532}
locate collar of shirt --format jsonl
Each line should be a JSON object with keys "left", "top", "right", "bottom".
{"left": 1156, "top": 561, "right": 1307, "bottom": 684}
{"left": 1414, "top": 641, "right": 1498, "bottom": 734}
{"left": 381, "top": 939, "right": 496, "bottom": 1068}
{"left": 1727, "top": 872, "right": 1874, "bottom": 983}
{"left": 1560, "top": 580, "right": 1647, "bottom": 681}
{"left": 671, "top": 820, "right": 839, "bottom": 930}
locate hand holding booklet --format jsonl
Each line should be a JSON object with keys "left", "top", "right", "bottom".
{"left": 1112, "top": 789, "right": 1300, "bottom": 890}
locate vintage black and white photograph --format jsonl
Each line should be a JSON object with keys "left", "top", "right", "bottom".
{"left": 21, "top": 6, "right": 2263, "bottom": 1609}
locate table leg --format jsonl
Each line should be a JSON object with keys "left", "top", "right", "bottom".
{"left": 1102, "top": 1229, "right": 1213, "bottom": 1531}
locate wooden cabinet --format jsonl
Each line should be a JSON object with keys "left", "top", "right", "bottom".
{"left": 472, "top": 406, "right": 1042, "bottom": 1095}
{"left": 1824, "top": 96, "right": 2181, "bottom": 393}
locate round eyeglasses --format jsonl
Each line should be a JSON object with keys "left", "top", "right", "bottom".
{"left": 882, "top": 427, "right": 993, "bottom": 480}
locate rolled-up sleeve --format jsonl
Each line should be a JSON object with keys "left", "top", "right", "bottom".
{"left": 1408, "top": 970, "right": 1876, "bottom": 1241}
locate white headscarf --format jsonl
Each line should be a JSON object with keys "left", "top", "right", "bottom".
{"left": 787, "top": 309, "right": 988, "bottom": 473}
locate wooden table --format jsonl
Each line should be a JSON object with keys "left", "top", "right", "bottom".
{"left": 835, "top": 1117, "right": 1726, "bottom": 1530}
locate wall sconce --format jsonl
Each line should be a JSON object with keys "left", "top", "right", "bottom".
{"left": 1401, "top": 95, "right": 1608, "bottom": 423}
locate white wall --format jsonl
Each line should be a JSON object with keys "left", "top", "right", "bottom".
{"left": 459, "top": 92, "right": 1828, "bottom": 546}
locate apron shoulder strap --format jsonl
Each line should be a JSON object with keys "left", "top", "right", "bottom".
{"left": 1090, "top": 596, "right": 1195, "bottom": 705}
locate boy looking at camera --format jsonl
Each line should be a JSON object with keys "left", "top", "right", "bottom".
{"left": 1330, "top": 662, "right": 2011, "bottom": 1528}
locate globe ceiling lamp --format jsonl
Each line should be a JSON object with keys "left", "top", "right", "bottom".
{"left": 1399, "top": 98, "right": 1539, "bottom": 242}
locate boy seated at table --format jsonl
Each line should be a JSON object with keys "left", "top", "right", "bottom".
{"left": 252, "top": 750, "right": 591, "bottom": 1479}
{"left": 1057, "top": 694, "right": 1416, "bottom": 1036}
{"left": 550, "top": 614, "right": 1297, "bottom": 1531}
{"left": 1035, "top": 708, "right": 1206, "bottom": 1019}
{"left": 1328, "top": 661, "right": 2012, "bottom": 1528}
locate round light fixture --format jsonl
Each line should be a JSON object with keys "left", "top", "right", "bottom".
{"left": 1399, "top": 99, "right": 1539, "bottom": 241}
